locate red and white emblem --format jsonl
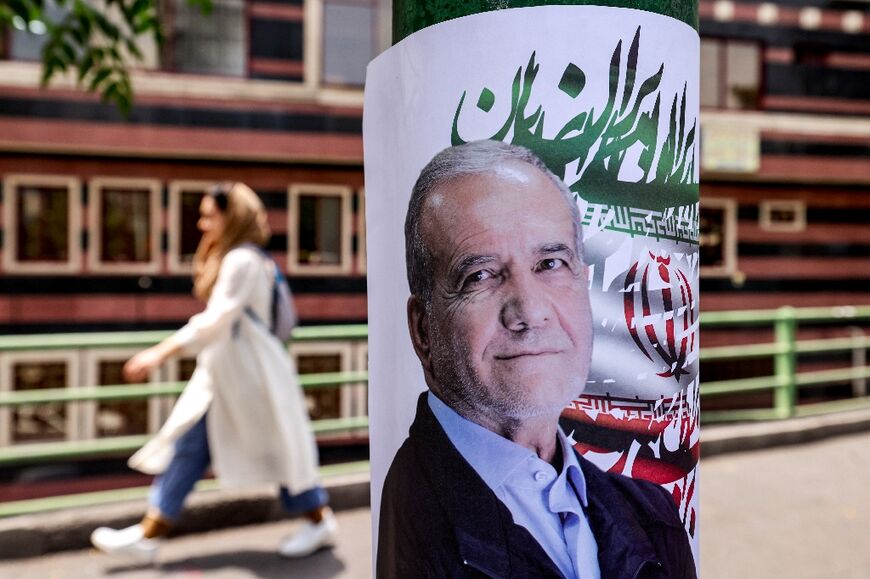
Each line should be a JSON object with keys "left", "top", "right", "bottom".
{"left": 623, "top": 251, "right": 697, "bottom": 382}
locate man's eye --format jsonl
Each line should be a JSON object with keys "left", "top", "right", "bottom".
{"left": 538, "top": 258, "right": 565, "bottom": 271}
{"left": 462, "top": 270, "right": 492, "bottom": 288}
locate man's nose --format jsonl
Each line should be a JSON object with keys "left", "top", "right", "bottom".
{"left": 499, "top": 272, "right": 552, "bottom": 332}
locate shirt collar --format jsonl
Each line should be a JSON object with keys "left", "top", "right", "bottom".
{"left": 428, "top": 391, "right": 589, "bottom": 507}
{"left": 554, "top": 426, "right": 589, "bottom": 508}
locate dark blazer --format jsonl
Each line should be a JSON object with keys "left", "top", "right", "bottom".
{"left": 377, "top": 393, "right": 697, "bottom": 579}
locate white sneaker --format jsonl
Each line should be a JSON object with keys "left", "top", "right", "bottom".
{"left": 90, "top": 524, "right": 160, "bottom": 563}
{"left": 278, "top": 510, "right": 338, "bottom": 558}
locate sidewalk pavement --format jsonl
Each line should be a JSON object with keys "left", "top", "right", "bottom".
{"left": 2, "top": 406, "right": 870, "bottom": 560}
{"left": 0, "top": 471, "right": 369, "bottom": 560}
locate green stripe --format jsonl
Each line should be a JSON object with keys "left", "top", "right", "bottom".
{"left": 0, "top": 325, "right": 369, "bottom": 353}
{"left": 0, "top": 372, "right": 368, "bottom": 407}
{"left": 0, "top": 461, "right": 371, "bottom": 518}
{"left": 0, "top": 419, "right": 369, "bottom": 466}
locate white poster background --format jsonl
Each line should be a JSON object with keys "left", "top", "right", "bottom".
{"left": 365, "top": 5, "right": 700, "bottom": 563}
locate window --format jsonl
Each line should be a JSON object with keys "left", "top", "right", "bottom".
{"left": 82, "top": 351, "right": 161, "bottom": 439}
{"left": 88, "top": 177, "right": 161, "bottom": 274}
{"left": 5, "top": 3, "right": 158, "bottom": 68}
{"left": 699, "top": 198, "right": 737, "bottom": 277}
{"left": 322, "top": 0, "right": 378, "bottom": 86}
{"left": 760, "top": 200, "right": 806, "bottom": 232}
{"left": 701, "top": 38, "right": 761, "bottom": 109}
{"left": 168, "top": 181, "right": 210, "bottom": 273}
{"left": 6, "top": 2, "right": 69, "bottom": 62}
{"left": 3, "top": 174, "right": 82, "bottom": 274}
{"left": 288, "top": 184, "right": 353, "bottom": 275}
{"left": 163, "top": 0, "right": 246, "bottom": 76}
{"left": 291, "top": 342, "right": 354, "bottom": 422}
{"left": 0, "top": 352, "right": 80, "bottom": 446}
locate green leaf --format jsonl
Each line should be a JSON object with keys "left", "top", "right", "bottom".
{"left": 187, "top": 0, "right": 213, "bottom": 16}
{"left": 125, "top": 37, "right": 143, "bottom": 60}
{"left": 103, "top": 80, "right": 119, "bottom": 102}
{"left": 77, "top": 49, "right": 95, "bottom": 82}
{"left": 61, "top": 40, "right": 76, "bottom": 62}
{"left": 9, "top": 0, "right": 32, "bottom": 22}
{"left": 88, "top": 66, "right": 112, "bottom": 91}
{"left": 94, "top": 13, "right": 120, "bottom": 41}
{"left": 69, "top": 22, "right": 85, "bottom": 44}
{"left": 76, "top": 11, "right": 92, "bottom": 36}
{"left": 130, "top": 0, "right": 151, "bottom": 19}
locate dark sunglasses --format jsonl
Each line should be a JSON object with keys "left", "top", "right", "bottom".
{"left": 207, "top": 182, "right": 235, "bottom": 211}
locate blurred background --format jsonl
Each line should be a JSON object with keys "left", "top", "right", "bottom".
{"left": 0, "top": 0, "right": 867, "bottom": 577}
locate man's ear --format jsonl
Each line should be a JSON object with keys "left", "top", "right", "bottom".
{"left": 407, "top": 295, "right": 432, "bottom": 373}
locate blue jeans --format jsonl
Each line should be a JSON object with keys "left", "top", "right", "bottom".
{"left": 148, "top": 414, "right": 328, "bottom": 521}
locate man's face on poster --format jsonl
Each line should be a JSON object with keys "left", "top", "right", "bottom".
{"left": 415, "top": 161, "right": 593, "bottom": 421}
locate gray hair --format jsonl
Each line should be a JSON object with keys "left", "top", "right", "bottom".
{"left": 404, "top": 140, "right": 583, "bottom": 306}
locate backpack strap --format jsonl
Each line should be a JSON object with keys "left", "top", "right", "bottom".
{"left": 238, "top": 243, "right": 279, "bottom": 334}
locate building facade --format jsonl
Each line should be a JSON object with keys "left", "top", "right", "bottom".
{"left": 697, "top": 0, "right": 870, "bottom": 405}
{"left": 0, "top": 0, "right": 386, "bottom": 446}
{"left": 1, "top": 0, "right": 868, "bottom": 444}
{"left": 698, "top": 0, "right": 869, "bottom": 313}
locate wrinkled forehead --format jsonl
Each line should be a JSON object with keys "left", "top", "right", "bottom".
{"left": 419, "top": 165, "right": 575, "bottom": 260}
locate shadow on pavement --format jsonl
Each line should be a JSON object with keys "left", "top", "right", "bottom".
{"left": 102, "top": 547, "right": 347, "bottom": 578}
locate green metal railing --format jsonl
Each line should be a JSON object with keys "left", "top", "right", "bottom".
{"left": 0, "top": 324, "right": 370, "bottom": 469}
{"left": 700, "top": 305, "right": 870, "bottom": 423}
{"left": 1, "top": 307, "right": 869, "bottom": 516}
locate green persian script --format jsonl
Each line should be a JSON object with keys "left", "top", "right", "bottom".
{"left": 451, "top": 27, "right": 698, "bottom": 216}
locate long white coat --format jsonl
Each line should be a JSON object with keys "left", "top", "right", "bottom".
{"left": 128, "top": 246, "right": 320, "bottom": 493}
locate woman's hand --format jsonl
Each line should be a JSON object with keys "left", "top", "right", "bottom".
{"left": 123, "top": 338, "right": 183, "bottom": 383}
{"left": 123, "top": 347, "right": 164, "bottom": 383}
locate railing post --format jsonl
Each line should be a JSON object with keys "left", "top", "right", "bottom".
{"left": 850, "top": 327, "right": 867, "bottom": 397}
{"left": 773, "top": 306, "right": 797, "bottom": 418}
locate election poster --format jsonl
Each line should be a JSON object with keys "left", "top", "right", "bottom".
{"left": 365, "top": 5, "right": 700, "bottom": 574}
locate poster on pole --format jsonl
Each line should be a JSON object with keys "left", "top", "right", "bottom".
{"left": 365, "top": 6, "right": 700, "bottom": 576}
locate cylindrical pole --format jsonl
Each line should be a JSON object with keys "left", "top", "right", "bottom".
{"left": 393, "top": 0, "right": 698, "bottom": 43}
{"left": 366, "top": 0, "right": 700, "bottom": 572}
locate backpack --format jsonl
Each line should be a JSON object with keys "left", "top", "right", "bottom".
{"left": 269, "top": 264, "right": 297, "bottom": 342}
{"left": 244, "top": 245, "right": 297, "bottom": 342}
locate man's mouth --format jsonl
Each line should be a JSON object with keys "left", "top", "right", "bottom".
{"left": 494, "top": 350, "right": 561, "bottom": 360}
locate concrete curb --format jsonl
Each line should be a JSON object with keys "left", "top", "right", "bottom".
{"left": 701, "top": 407, "right": 870, "bottom": 458}
{"left": 0, "top": 471, "right": 369, "bottom": 560}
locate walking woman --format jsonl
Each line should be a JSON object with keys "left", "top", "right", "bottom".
{"left": 91, "top": 182, "right": 336, "bottom": 561}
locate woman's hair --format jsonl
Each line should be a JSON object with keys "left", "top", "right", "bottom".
{"left": 192, "top": 182, "right": 271, "bottom": 301}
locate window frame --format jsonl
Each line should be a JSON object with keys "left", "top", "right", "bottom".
{"left": 319, "top": 0, "right": 380, "bottom": 89}
{"left": 759, "top": 199, "right": 807, "bottom": 233}
{"left": 2, "top": 174, "right": 82, "bottom": 274}
{"left": 699, "top": 197, "right": 738, "bottom": 278}
{"left": 700, "top": 36, "right": 763, "bottom": 111}
{"left": 289, "top": 340, "right": 354, "bottom": 421}
{"left": 0, "top": 350, "right": 81, "bottom": 447}
{"left": 81, "top": 348, "right": 163, "bottom": 440}
{"left": 87, "top": 176, "right": 162, "bottom": 274}
{"left": 287, "top": 183, "right": 354, "bottom": 276}
{"left": 161, "top": 0, "right": 249, "bottom": 78}
{"left": 167, "top": 180, "right": 212, "bottom": 275}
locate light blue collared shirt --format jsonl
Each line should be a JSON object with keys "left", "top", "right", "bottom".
{"left": 428, "top": 392, "right": 601, "bottom": 579}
